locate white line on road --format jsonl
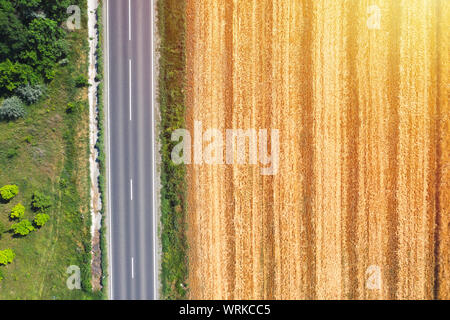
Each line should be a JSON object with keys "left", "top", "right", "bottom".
{"left": 129, "top": 59, "right": 132, "bottom": 121}
{"left": 130, "top": 179, "right": 133, "bottom": 200}
{"left": 131, "top": 257, "right": 134, "bottom": 279}
{"left": 128, "top": 0, "right": 132, "bottom": 41}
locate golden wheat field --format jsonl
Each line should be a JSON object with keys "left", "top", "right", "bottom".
{"left": 184, "top": 0, "right": 449, "bottom": 299}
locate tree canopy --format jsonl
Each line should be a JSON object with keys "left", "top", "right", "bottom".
{"left": 34, "top": 213, "right": 50, "bottom": 227}
{"left": 11, "top": 219, "right": 35, "bottom": 236}
{"left": 0, "top": 0, "right": 83, "bottom": 95}
{"left": 0, "top": 249, "right": 15, "bottom": 265}
{"left": 10, "top": 203, "right": 25, "bottom": 219}
{"left": 0, "top": 184, "right": 19, "bottom": 201}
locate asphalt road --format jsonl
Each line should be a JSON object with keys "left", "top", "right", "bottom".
{"left": 107, "top": 0, "right": 155, "bottom": 300}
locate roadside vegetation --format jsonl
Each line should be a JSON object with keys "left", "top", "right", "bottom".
{"left": 0, "top": 0, "right": 99, "bottom": 299}
{"left": 157, "top": 0, "right": 188, "bottom": 299}
{"left": 95, "top": 0, "right": 107, "bottom": 297}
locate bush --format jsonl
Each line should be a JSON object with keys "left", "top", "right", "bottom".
{"left": 0, "top": 96, "right": 26, "bottom": 120}
{"left": 0, "top": 60, "right": 38, "bottom": 93}
{"left": 10, "top": 203, "right": 25, "bottom": 219}
{"left": 6, "top": 147, "right": 18, "bottom": 159}
{"left": 66, "top": 102, "right": 76, "bottom": 113}
{"left": 75, "top": 74, "right": 89, "bottom": 87}
{"left": 34, "top": 213, "right": 49, "bottom": 227}
{"left": 0, "top": 249, "right": 15, "bottom": 265}
{"left": 11, "top": 219, "right": 34, "bottom": 236}
{"left": 15, "top": 83, "right": 45, "bottom": 105}
{"left": 31, "top": 191, "right": 52, "bottom": 212}
{"left": 0, "top": 185, "right": 19, "bottom": 201}
{"left": 0, "top": 268, "right": 3, "bottom": 281}
{"left": 9, "top": 203, "right": 25, "bottom": 219}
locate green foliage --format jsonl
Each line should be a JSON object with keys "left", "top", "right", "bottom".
{"left": 10, "top": 203, "right": 25, "bottom": 220}
{"left": 0, "top": 184, "right": 19, "bottom": 201}
{"left": 11, "top": 219, "right": 35, "bottom": 236}
{"left": 0, "top": 60, "right": 38, "bottom": 93}
{"left": 6, "top": 147, "right": 18, "bottom": 159}
{"left": 0, "top": 268, "right": 4, "bottom": 281}
{"left": 0, "top": 0, "right": 96, "bottom": 299}
{"left": 0, "top": 249, "right": 15, "bottom": 265}
{"left": 23, "top": 18, "right": 68, "bottom": 81}
{"left": 41, "top": 0, "right": 83, "bottom": 24}
{"left": 33, "top": 213, "right": 50, "bottom": 227}
{"left": 95, "top": 1, "right": 107, "bottom": 296}
{"left": 158, "top": 0, "right": 189, "bottom": 299}
{"left": 66, "top": 102, "right": 77, "bottom": 113}
{"left": 0, "top": 0, "right": 28, "bottom": 61}
{"left": 31, "top": 191, "right": 52, "bottom": 212}
{"left": 0, "top": 96, "right": 26, "bottom": 120}
{"left": 74, "top": 74, "right": 89, "bottom": 88}
{"left": 0, "top": 0, "right": 86, "bottom": 94}
{"left": 15, "top": 83, "right": 45, "bottom": 105}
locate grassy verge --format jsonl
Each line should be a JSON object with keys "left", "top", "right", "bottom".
{"left": 95, "top": 0, "right": 108, "bottom": 298}
{"left": 0, "top": 4, "right": 97, "bottom": 299}
{"left": 157, "top": 0, "right": 188, "bottom": 299}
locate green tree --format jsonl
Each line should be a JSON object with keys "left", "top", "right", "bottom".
{"left": 34, "top": 213, "right": 49, "bottom": 227}
{"left": 0, "top": 249, "right": 15, "bottom": 265}
{"left": 10, "top": 203, "right": 25, "bottom": 220}
{"left": 0, "top": 0, "right": 28, "bottom": 60}
{"left": 23, "top": 18, "right": 67, "bottom": 81}
{"left": 31, "top": 191, "right": 52, "bottom": 212}
{"left": 0, "top": 185, "right": 19, "bottom": 201}
{"left": 0, "top": 96, "right": 26, "bottom": 120}
{"left": 41, "top": 0, "right": 81, "bottom": 23}
{"left": 11, "top": 219, "right": 35, "bottom": 236}
{"left": 14, "top": 0, "right": 42, "bottom": 20}
{"left": 0, "top": 60, "right": 38, "bottom": 93}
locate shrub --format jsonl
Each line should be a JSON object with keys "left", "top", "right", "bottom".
{"left": 0, "top": 268, "right": 3, "bottom": 281}
{"left": 0, "top": 96, "right": 26, "bottom": 120}
{"left": 0, "top": 249, "right": 15, "bottom": 265}
{"left": 11, "top": 219, "right": 34, "bottom": 236}
{"left": 6, "top": 147, "right": 18, "bottom": 159}
{"left": 0, "top": 60, "right": 38, "bottom": 93}
{"left": 66, "top": 102, "right": 76, "bottom": 113}
{"left": 74, "top": 74, "right": 89, "bottom": 87}
{"left": 0, "top": 185, "right": 19, "bottom": 201}
{"left": 34, "top": 213, "right": 49, "bottom": 227}
{"left": 31, "top": 191, "right": 52, "bottom": 211}
{"left": 15, "top": 83, "right": 45, "bottom": 105}
{"left": 10, "top": 203, "right": 25, "bottom": 219}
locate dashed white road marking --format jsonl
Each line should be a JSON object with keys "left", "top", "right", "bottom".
{"left": 128, "top": 0, "right": 132, "bottom": 41}
{"left": 130, "top": 179, "right": 133, "bottom": 201}
{"left": 129, "top": 59, "right": 132, "bottom": 121}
